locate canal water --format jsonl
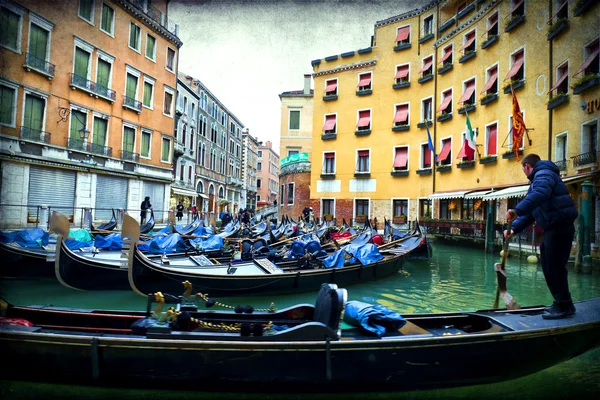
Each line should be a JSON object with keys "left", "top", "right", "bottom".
{"left": 1, "top": 240, "right": 600, "bottom": 399}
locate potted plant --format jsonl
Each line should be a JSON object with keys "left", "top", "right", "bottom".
{"left": 571, "top": 73, "right": 600, "bottom": 94}
{"left": 323, "top": 213, "right": 333, "bottom": 221}
{"left": 393, "top": 215, "right": 407, "bottom": 224}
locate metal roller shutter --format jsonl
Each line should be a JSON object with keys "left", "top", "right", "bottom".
{"left": 95, "top": 175, "right": 128, "bottom": 221}
{"left": 28, "top": 165, "right": 76, "bottom": 220}
{"left": 142, "top": 181, "right": 165, "bottom": 213}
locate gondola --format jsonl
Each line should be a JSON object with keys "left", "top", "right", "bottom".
{"left": 0, "top": 228, "right": 55, "bottom": 277}
{"left": 1, "top": 284, "right": 600, "bottom": 391}
{"left": 139, "top": 210, "right": 155, "bottom": 234}
{"left": 383, "top": 218, "right": 431, "bottom": 260}
{"left": 91, "top": 209, "right": 117, "bottom": 232}
{"left": 174, "top": 212, "right": 203, "bottom": 236}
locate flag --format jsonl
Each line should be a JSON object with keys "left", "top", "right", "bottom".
{"left": 511, "top": 87, "right": 526, "bottom": 161}
{"left": 465, "top": 111, "right": 476, "bottom": 152}
{"left": 425, "top": 122, "right": 437, "bottom": 162}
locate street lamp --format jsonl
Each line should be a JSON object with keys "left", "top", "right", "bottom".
{"left": 79, "top": 126, "right": 90, "bottom": 141}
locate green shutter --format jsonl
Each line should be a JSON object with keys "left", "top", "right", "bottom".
{"left": 146, "top": 35, "right": 155, "bottom": 59}
{"left": 23, "top": 95, "right": 44, "bottom": 132}
{"left": 29, "top": 24, "right": 48, "bottom": 64}
{"left": 74, "top": 47, "right": 90, "bottom": 79}
{"left": 93, "top": 117, "right": 107, "bottom": 146}
{"left": 79, "top": 0, "right": 92, "bottom": 21}
{"left": 141, "top": 132, "right": 150, "bottom": 157}
{"left": 70, "top": 110, "right": 86, "bottom": 139}
{"left": 0, "top": 7, "right": 19, "bottom": 50}
{"left": 126, "top": 73, "right": 137, "bottom": 99}
{"left": 101, "top": 4, "right": 113, "bottom": 33}
{"left": 123, "top": 127, "right": 135, "bottom": 152}
{"left": 0, "top": 85, "right": 15, "bottom": 125}
{"left": 162, "top": 138, "right": 170, "bottom": 161}
{"left": 129, "top": 23, "right": 139, "bottom": 49}
{"left": 143, "top": 82, "right": 152, "bottom": 107}
{"left": 96, "top": 59, "right": 110, "bottom": 89}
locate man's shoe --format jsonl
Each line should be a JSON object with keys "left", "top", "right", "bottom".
{"left": 542, "top": 304, "right": 576, "bottom": 320}
{"left": 543, "top": 302, "right": 558, "bottom": 313}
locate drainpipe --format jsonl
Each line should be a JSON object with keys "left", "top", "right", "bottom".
{"left": 548, "top": 0, "right": 553, "bottom": 160}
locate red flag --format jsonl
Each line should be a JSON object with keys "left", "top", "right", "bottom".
{"left": 511, "top": 87, "right": 526, "bottom": 161}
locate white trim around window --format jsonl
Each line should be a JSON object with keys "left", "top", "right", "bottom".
{"left": 128, "top": 21, "right": 142, "bottom": 53}
{"left": 484, "top": 120, "right": 499, "bottom": 156}
{"left": 161, "top": 134, "right": 172, "bottom": 163}
{"left": 78, "top": 0, "right": 95, "bottom": 25}
{"left": 165, "top": 46, "right": 176, "bottom": 73}
{"left": 140, "top": 128, "right": 153, "bottom": 160}
{"left": 142, "top": 75, "right": 156, "bottom": 110}
{"left": 163, "top": 85, "right": 175, "bottom": 118}
{"left": 100, "top": 2, "right": 115, "bottom": 37}
{"left": 145, "top": 33, "right": 157, "bottom": 62}
{"left": 0, "top": 2, "right": 24, "bottom": 54}
{"left": 20, "top": 88, "right": 49, "bottom": 132}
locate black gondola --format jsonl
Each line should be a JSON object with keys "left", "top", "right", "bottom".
{"left": 91, "top": 209, "right": 117, "bottom": 232}
{"left": 139, "top": 210, "right": 155, "bottom": 234}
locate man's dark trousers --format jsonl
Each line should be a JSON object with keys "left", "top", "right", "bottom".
{"left": 540, "top": 224, "right": 574, "bottom": 306}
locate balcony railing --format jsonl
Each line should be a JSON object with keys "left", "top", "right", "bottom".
{"left": 24, "top": 53, "right": 55, "bottom": 77}
{"left": 228, "top": 176, "right": 243, "bottom": 186}
{"left": 89, "top": 142, "right": 113, "bottom": 157}
{"left": 174, "top": 140, "right": 185, "bottom": 156}
{"left": 70, "top": 73, "right": 116, "bottom": 101}
{"left": 20, "top": 126, "right": 51, "bottom": 144}
{"left": 572, "top": 151, "right": 598, "bottom": 167}
{"left": 121, "top": 150, "right": 139, "bottom": 162}
{"left": 126, "top": 0, "right": 179, "bottom": 37}
{"left": 123, "top": 96, "right": 142, "bottom": 112}
{"left": 555, "top": 159, "right": 568, "bottom": 171}
{"left": 67, "top": 137, "right": 88, "bottom": 152}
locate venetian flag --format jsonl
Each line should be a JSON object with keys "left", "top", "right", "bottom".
{"left": 425, "top": 122, "right": 437, "bottom": 162}
{"left": 511, "top": 87, "right": 527, "bottom": 161}
{"left": 465, "top": 111, "right": 476, "bottom": 152}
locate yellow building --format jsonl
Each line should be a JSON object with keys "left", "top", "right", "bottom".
{"left": 310, "top": 0, "right": 599, "bottom": 234}
{"left": 0, "top": 0, "right": 182, "bottom": 227}
{"left": 279, "top": 74, "right": 314, "bottom": 161}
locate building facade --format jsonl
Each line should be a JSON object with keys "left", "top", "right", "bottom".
{"left": 279, "top": 74, "right": 314, "bottom": 160}
{"left": 309, "top": 0, "right": 599, "bottom": 239}
{"left": 256, "top": 141, "right": 279, "bottom": 207}
{"left": 0, "top": 0, "right": 181, "bottom": 228}
{"left": 242, "top": 128, "right": 259, "bottom": 211}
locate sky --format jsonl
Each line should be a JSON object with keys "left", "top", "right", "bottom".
{"left": 169, "top": 0, "right": 427, "bottom": 154}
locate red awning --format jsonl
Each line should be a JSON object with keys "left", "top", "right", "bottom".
{"left": 510, "top": 0, "right": 524, "bottom": 13}
{"left": 357, "top": 111, "right": 370, "bottom": 127}
{"left": 574, "top": 45, "right": 599, "bottom": 76}
{"left": 548, "top": 72, "right": 568, "bottom": 93}
{"left": 488, "top": 125, "right": 497, "bottom": 155}
{"left": 358, "top": 150, "right": 369, "bottom": 157}
{"left": 419, "top": 58, "right": 433, "bottom": 73}
{"left": 395, "top": 26, "right": 410, "bottom": 42}
{"left": 393, "top": 148, "right": 408, "bottom": 168}
{"left": 323, "top": 115, "right": 336, "bottom": 131}
{"left": 358, "top": 74, "right": 371, "bottom": 88}
{"left": 325, "top": 153, "right": 335, "bottom": 159}
{"left": 439, "top": 47, "right": 453, "bottom": 63}
{"left": 438, "top": 93, "right": 453, "bottom": 112}
{"left": 459, "top": 34, "right": 476, "bottom": 52}
{"left": 438, "top": 141, "right": 452, "bottom": 161}
{"left": 325, "top": 81, "right": 337, "bottom": 93}
{"left": 395, "top": 65, "right": 409, "bottom": 79}
{"left": 505, "top": 54, "right": 524, "bottom": 80}
{"left": 481, "top": 69, "right": 498, "bottom": 93}
{"left": 487, "top": 13, "right": 498, "bottom": 32}
{"left": 394, "top": 106, "right": 409, "bottom": 123}
{"left": 459, "top": 81, "right": 476, "bottom": 103}
{"left": 456, "top": 140, "right": 468, "bottom": 158}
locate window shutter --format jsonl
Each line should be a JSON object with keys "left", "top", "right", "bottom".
{"left": 74, "top": 47, "right": 90, "bottom": 79}
{"left": 0, "top": 86, "right": 15, "bottom": 125}
{"left": 97, "top": 59, "right": 110, "bottom": 89}
{"left": 93, "top": 117, "right": 107, "bottom": 146}
{"left": 70, "top": 110, "right": 85, "bottom": 139}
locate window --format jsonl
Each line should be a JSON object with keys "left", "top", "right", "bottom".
{"left": 287, "top": 183, "right": 294, "bottom": 205}
{"left": 421, "top": 143, "right": 432, "bottom": 168}
{"left": 288, "top": 150, "right": 299, "bottom": 156}
{"left": 484, "top": 122, "right": 498, "bottom": 156}
{"left": 78, "top": 0, "right": 94, "bottom": 23}
{"left": 395, "top": 25, "right": 410, "bottom": 46}
{"left": 258, "top": 150, "right": 262, "bottom": 157}
{"left": 73, "top": 40, "right": 92, "bottom": 88}
{"left": 257, "top": 178, "right": 262, "bottom": 188}
{"left": 161, "top": 137, "right": 171, "bottom": 162}
{"left": 257, "top": 162, "right": 262, "bottom": 171}
{"left": 421, "top": 97, "right": 432, "bottom": 122}
{"left": 509, "top": 0, "right": 525, "bottom": 19}
{"left": 461, "top": 198, "right": 475, "bottom": 220}
{"left": 486, "top": 11, "right": 498, "bottom": 39}
{"left": 166, "top": 47, "right": 176, "bottom": 72}
{"left": 91, "top": 115, "right": 107, "bottom": 154}
{"left": 395, "top": 64, "right": 409, "bottom": 84}
{"left": 0, "top": 82, "right": 17, "bottom": 127}
{"left": 289, "top": 109, "right": 300, "bottom": 130}
{"left": 508, "top": 110, "right": 526, "bottom": 150}
{"left": 393, "top": 147, "right": 408, "bottom": 171}
{"left": 419, "top": 199, "right": 432, "bottom": 219}
{"left": 394, "top": 104, "right": 409, "bottom": 126}
{"left": 423, "top": 14, "right": 434, "bottom": 36}
{"left": 574, "top": 39, "right": 599, "bottom": 78}
{"left": 323, "top": 114, "right": 337, "bottom": 134}
{"left": 439, "top": 44, "right": 453, "bottom": 67}
{"left": 27, "top": 16, "right": 53, "bottom": 74}
{"left": 419, "top": 55, "right": 433, "bottom": 77}
{"left": 100, "top": 3, "right": 115, "bottom": 35}
{"left": 325, "top": 79, "right": 337, "bottom": 96}
{"left": 142, "top": 76, "right": 154, "bottom": 109}
{"left": 581, "top": 121, "right": 598, "bottom": 158}
{"left": 460, "top": 30, "right": 476, "bottom": 56}
{"left": 323, "top": 152, "right": 335, "bottom": 174}
{"left": 459, "top": 78, "right": 476, "bottom": 107}
{"left": 481, "top": 64, "right": 498, "bottom": 97}
{"left": 439, "top": 200, "right": 452, "bottom": 219}
{"left": 549, "top": 61, "right": 569, "bottom": 96}
{"left": 355, "top": 199, "right": 369, "bottom": 218}
{"left": 122, "top": 125, "right": 135, "bottom": 153}
{"left": 0, "top": 4, "right": 23, "bottom": 53}
{"left": 69, "top": 109, "right": 87, "bottom": 140}
{"left": 357, "top": 72, "right": 372, "bottom": 91}
{"left": 555, "top": 132, "right": 567, "bottom": 169}
{"left": 199, "top": 143, "right": 206, "bottom": 166}
{"left": 184, "top": 97, "right": 188, "bottom": 114}
{"left": 95, "top": 52, "right": 113, "bottom": 98}
{"left": 505, "top": 48, "right": 525, "bottom": 82}
{"left": 456, "top": 131, "right": 476, "bottom": 162}
{"left": 124, "top": 70, "right": 139, "bottom": 109}
{"left": 322, "top": 199, "right": 334, "bottom": 216}
{"left": 393, "top": 199, "right": 408, "bottom": 217}
{"left": 146, "top": 34, "right": 156, "bottom": 61}
{"left": 22, "top": 92, "right": 46, "bottom": 137}
{"left": 438, "top": 89, "right": 453, "bottom": 115}
{"left": 163, "top": 86, "right": 174, "bottom": 117}
{"left": 141, "top": 130, "right": 151, "bottom": 158}
{"left": 438, "top": 138, "right": 452, "bottom": 166}
{"left": 129, "top": 22, "right": 141, "bottom": 52}
{"left": 356, "top": 149, "right": 370, "bottom": 172}
{"left": 356, "top": 110, "right": 371, "bottom": 131}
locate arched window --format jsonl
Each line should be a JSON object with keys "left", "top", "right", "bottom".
{"left": 218, "top": 187, "right": 224, "bottom": 198}
{"left": 196, "top": 181, "right": 204, "bottom": 194}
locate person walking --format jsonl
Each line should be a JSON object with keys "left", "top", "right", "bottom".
{"left": 140, "top": 196, "right": 152, "bottom": 224}
{"left": 504, "top": 153, "right": 578, "bottom": 319}
{"left": 176, "top": 201, "right": 184, "bottom": 222}
{"left": 221, "top": 210, "right": 232, "bottom": 227}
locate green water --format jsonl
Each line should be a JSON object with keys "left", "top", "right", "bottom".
{"left": 1, "top": 241, "right": 600, "bottom": 399}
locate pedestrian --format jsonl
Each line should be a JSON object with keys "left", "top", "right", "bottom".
{"left": 242, "top": 210, "right": 250, "bottom": 225}
{"left": 190, "top": 204, "right": 197, "bottom": 214}
{"left": 273, "top": 199, "right": 277, "bottom": 207}
{"left": 504, "top": 153, "right": 578, "bottom": 320}
{"left": 140, "top": 196, "right": 152, "bottom": 224}
{"left": 176, "top": 201, "right": 184, "bottom": 221}
{"left": 302, "top": 206, "right": 311, "bottom": 223}
{"left": 221, "top": 210, "right": 232, "bottom": 227}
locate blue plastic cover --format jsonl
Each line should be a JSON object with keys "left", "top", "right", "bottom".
{"left": 288, "top": 238, "right": 323, "bottom": 258}
{"left": 188, "top": 235, "right": 223, "bottom": 252}
{"left": 343, "top": 300, "right": 406, "bottom": 337}
{"left": 64, "top": 239, "right": 95, "bottom": 250}
{"left": 192, "top": 226, "right": 214, "bottom": 236}
{"left": 0, "top": 228, "right": 49, "bottom": 247}
{"left": 322, "top": 243, "right": 383, "bottom": 268}
{"left": 94, "top": 233, "right": 123, "bottom": 250}
{"left": 139, "top": 233, "right": 188, "bottom": 254}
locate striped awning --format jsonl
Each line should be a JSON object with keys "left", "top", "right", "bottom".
{"left": 464, "top": 189, "right": 493, "bottom": 199}
{"left": 428, "top": 190, "right": 469, "bottom": 200}
{"left": 483, "top": 185, "right": 529, "bottom": 200}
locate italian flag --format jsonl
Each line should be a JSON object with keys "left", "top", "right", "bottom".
{"left": 465, "top": 112, "right": 476, "bottom": 152}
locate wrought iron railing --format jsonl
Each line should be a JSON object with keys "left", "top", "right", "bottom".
{"left": 67, "top": 137, "right": 88, "bottom": 151}
{"left": 70, "top": 73, "right": 116, "bottom": 101}
{"left": 25, "top": 53, "right": 55, "bottom": 76}
{"left": 121, "top": 150, "right": 139, "bottom": 162}
{"left": 555, "top": 159, "right": 568, "bottom": 171}
{"left": 20, "top": 126, "right": 51, "bottom": 143}
{"left": 572, "top": 151, "right": 598, "bottom": 167}
{"left": 123, "top": 96, "right": 142, "bottom": 112}
{"left": 125, "top": 0, "right": 179, "bottom": 37}
{"left": 89, "top": 142, "right": 113, "bottom": 157}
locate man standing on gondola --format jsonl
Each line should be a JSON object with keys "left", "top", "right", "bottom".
{"left": 140, "top": 196, "right": 151, "bottom": 224}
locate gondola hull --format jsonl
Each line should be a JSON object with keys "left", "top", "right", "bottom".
{"left": 0, "top": 242, "right": 54, "bottom": 277}
{"left": 1, "top": 297, "right": 600, "bottom": 391}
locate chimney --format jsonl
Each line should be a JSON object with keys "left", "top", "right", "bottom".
{"left": 303, "top": 74, "right": 311, "bottom": 95}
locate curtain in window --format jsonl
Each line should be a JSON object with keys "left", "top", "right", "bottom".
{"left": 29, "top": 24, "right": 48, "bottom": 68}
{"left": 79, "top": 0, "right": 92, "bottom": 20}
{"left": 162, "top": 138, "right": 170, "bottom": 161}
{"left": 23, "top": 95, "right": 44, "bottom": 132}
{"left": 146, "top": 35, "right": 155, "bottom": 59}
{"left": 101, "top": 4, "right": 113, "bottom": 33}
{"left": 96, "top": 59, "right": 110, "bottom": 91}
{"left": 164, "top": 92, "right": 172, "bottom": 114}
{"left": 69, "top": 110, "right": 86, "bottom": 139}
{"left": 93, "top": 117, "right": 107, "bottom": 146}
{"left": 0, "top": 8, "right": 20, "bottom": 50}
{"left": 126, "top": 74, "right": 137, "bottom": 100}
{"left": 74, "top": 47, "right": 90, "bottom": 80}
{"left": 166, "top": 48, "right": 175, "bottom": 69}
{"left": 143, "top": 82, "right": 152, "bottom": 106}
{"left": 0, "top": 85, "right": 15, "bottom": 125}
{"left": 123, "top": 127, "right": 135, "bottom": 152}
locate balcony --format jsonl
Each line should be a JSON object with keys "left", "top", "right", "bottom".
{"left": 173, "top": 140, "right": 185, "bottom": 157}
{"left": 70, "top": 74, "right": 116, "bottom": 102}
{"left": 125, "top": 0, "right": 179, "bottom": 37}
{"left": 23, "top": 53, "right": 55, "bottom": 79}
{"left": 247, "top": 184, "right": 258, "bottom": 192}
{"left": 228, "top": 176, "right": 243, "bottom": 187}
{"left": 89, "top": 142, "right": 113, "bottom": 157}
{"left": 67, "top": 137, "right": 88, "bottom": 152}
{"left": 121, "top": 150, "right": 139, "bottom": 162}
{"left": 20, "top": 127, "right": 51, "bottom": 144}
{"left": 123, "top": 95, "right": 142, "bottom": 113}
{"left": 572, "top": 151, "right": 598, "bottom": 168}
{"left": 555, "top": 159, "right": 568, "bottom": 172}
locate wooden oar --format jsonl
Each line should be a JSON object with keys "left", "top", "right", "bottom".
{"left": 376, "top": 233, "right": 420, "bottom": 250}
{"left": 493, "top": 220, "right": 520, "bottom": 310}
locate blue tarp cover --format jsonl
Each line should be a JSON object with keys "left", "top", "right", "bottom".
{"left": 188, "top": 235, "right": 223, "bottom": 252}
{"left": 322, "top": 243, "right": 383, "bottom": 268}
{"left": 94, "top": 233, "right": 123, "bottom": 250}
{"left": 0, "top": 228, "right": 49, "bottom": 248}
{"left": 343, "top": 300, "right": 406, "bottom": 337}
{"left": 138, "top": 233, "right": 188, "bottom": 254}
{"left": 288, "top": 238, "right": 323, "bottom": 258}
{"left": 192, "top": 226, "right": 214, "bottom": 236}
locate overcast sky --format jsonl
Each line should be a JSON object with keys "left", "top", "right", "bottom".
{"left": 170, "top": 0, "right": 426, "bottom": 154}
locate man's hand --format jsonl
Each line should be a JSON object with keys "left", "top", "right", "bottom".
{"left": 506, "top": 209, "right": 517, "bottom": 222}
{"left": 503, "top": 229, "right": 514, "bottom": 239}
